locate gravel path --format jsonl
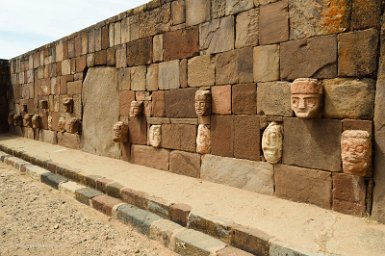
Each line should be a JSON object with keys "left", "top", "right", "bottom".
{"left": 0, "top": 163, "right": 177, "bottom": 256}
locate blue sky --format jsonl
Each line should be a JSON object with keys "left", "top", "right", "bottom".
{"left": 0, "top": 0, "right": 149, "bottom": 59}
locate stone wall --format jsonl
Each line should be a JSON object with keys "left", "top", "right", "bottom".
{"left": 6, "top": 0, "right": 385, "bottom": 221}
{"left": 0, "top": 60, "right": 9, "bottom": 133}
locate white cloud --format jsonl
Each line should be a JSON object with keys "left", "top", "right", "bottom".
{"left": 0, "top": 0, "right": 149, "bottom": 59}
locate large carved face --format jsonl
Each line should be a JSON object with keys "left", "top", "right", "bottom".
{"left": 196, "top": 124, "right": 211, "bottom": 154}
{"left": 195, "top": 89, "right": 211, "bottom": 117}
{"left": 262, "top": 122, "right": 283, "bottom": 164}
{"left": 66, "top": 118, "right": 79, "bottom": 134}
{"left": 149, "top": 125, "right": 161, "bottom": 148}
{"left": 31, "top": 114, "right": 41, "bottom": 129}
{"left": 291, "top": 78, "right": 322, "bottom": 119}
{"left": 341, "top": 130, "right": 371, "bottom": 176}
{"left": 23, "top": 113, "right": 32, "bottom": 127}
{"left": 129, "top": 101, "right": 143, "bottom": 118}
{"left": 112, "top": 121, "right": 128, "bottom": 143}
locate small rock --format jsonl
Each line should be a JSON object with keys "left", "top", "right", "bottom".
{"left": 54, "top": 224, "right": 59, "bottom": 229}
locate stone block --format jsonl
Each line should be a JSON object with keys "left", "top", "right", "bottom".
{"left": 57, "top": 133, "right": 80, "bottom": 149}
{"left": 274, "top": 164, "right": 332, "bottom": 209}
{"left": 153, "top": 34, "right": 163, "bottom": 62}
{"left": 342, "top": 119, "right": 372, "bottom": 136}
{"left": 257, "top": 81, "right": 291, "bottom": 116}
{"left": 232, "top": 83, "right": 257, "bottom": 115}
{"left": 130, "top": 65, "right": 146, "bottom": 91}
{"left": 170, "top": 203, "right": 192, "bottom": 227}
{"left": 188, "top": 55, "right": 215, "bottom": 87}
{"left": 225, "top": 0, "right": 254, "bottom": 15}
{"left": 131, "top": 145, "right": 169, "bottom": 171}
{"left": 159, "top": 60, "right": 180, "bottom": 90}
{"left": 38, "top": 130, "right": 57, "bottom": 144}
{"left": 152, "top": 91, "right": 166, "bottom": 117}
{"left": 253, "top": 44, "right": 279, "bottom": 82}
{"left": 164, "top": 88, "right": 197, "bottom": 118}
{"left": 351, "top": 0, "right": 382, "bottom": 30}
{"left": 128, "top": 117, "right": 147, "bottom": 145}
{"left": 289, "top": 0, "right": 350, "bottom": 40}
{"left": 164, "top": 27, "right": 199, "bottom": 61}
{"left": 25, "top": 165, "right": 50, "bottom": 181}
{"left": 149, "top": 219, "right": 184, "bottom": 249}
{"left": 323, "top": 78, "right": 376, "bottom": 119}
{"left": 119, "top": 90, "right": 135, "bottom": 116}
{"left": 61, "top": 60, "right": 71, "bottom": 75}
{"left": 67, "top": 80, "right": 82, "bottom": 95}
{"left": 75, "top": 187, "right": 103, "bottom": 205}
{"left": 234, "top": 115, "right": 260, "bottom": 161}
{"left": 41, "top": 173, "right": 68, "bottom": 190}
{"left": 101, "top": 25, "right": 109, "bottom": 49}
{"left": 188, "top": 213, "right": 233, "bottom": 243}
{"left": 260, "top": 0, "right": 289, "bottom": 44}
{"left": 179, "top": 59, "right": 188, "bottom": 88}
{"left": 107, "top": 47, "right": 116, "bottom": 66}
{"left": 201, "top": 154, "right": 274, "bottom": 195}
{"left": 116, "top": 45, "right": 127, "bottom": 68}
{"left": 146, "top": 64, "right": 159, "bottom": 91}
{"left": 120, "top": 187, "right": 149, "bottom": 209}
{"left": 216, "top": 48, "right": 253, "bottom": 85}
{"left": 83, "top": 174, "right": 103, "bottom": 189}
{"left": 200, "top": 16, "right": 234, "bottom": 54}
{"left": 186, "top": 0, "right": 210, "bottom": 26}
{"left": 232, "top": 225, "right": 272, "bottom": 256}
{"left": 95, "top": 177, "right": 114, "bottom": 193}
{"left": 338, "top": 29, "right": 379, "bottom": 77}
{"left": 161, "top": 124, "right": 196, "bottom": 152}
{"left": 235, "top": 8, "right": 259, "bottom": 48}
{"left": 283, "top": 118, "right": 341, "bottom": 172}
{"left": 212, "top": 85, "right": 232, "bottom": 115}
{"left": 105, "top": 182, "right": 124, "bottom": 198}
{"left": 121, "top": 17, "right": 130, "bottom": 43}
{"left": 75, "top": 55, "right": 87, "bottom": 72}
{"left": 170, "top": 150, "right": 201, "bottom": 178}
{"left": 216, "top": 246, "right": 254, "bottom": 256}
{"left": 126, "top": 37, "right": 152, "bottom": 66}
{"left": 118, "top": 68, "right": 130, "bottom": 90}
{"left": 211, "top": 115, "right": 234, "bottom": 157}
{"left": 171, "top": 0, "right": 185, "bottom": 25}
{"left": 58, "top": 181, "right": 85, "bottom": 198}
{"left": 91, "top": 195, "right": 123, "bottom": 216}
{"left": 280, "top": 35, "right": 337, "bottom": 80}
{"left": 94, "top": 50, "right": 107, "bottom": 65}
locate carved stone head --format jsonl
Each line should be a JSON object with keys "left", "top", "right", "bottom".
{"left": 196, "top": 124, "right": 211, "bottom": 154}
{"left": 48, "top": 115, "right": 53, "bottom": 131}
{"left": 63, "top": 97, "right": 74, "bottom": 113}
{"left": 112, "top": 121, "right": 128, "bottom": 143}
{"left": 58, "top": 117, "right": 66, "bottom": 133}
{"left": 195, "top": 89, "right": 211, "bottom": 117}
{"left": 23, "top": 113, "right": 32, "bottom": 127}
{"left": 66, "top": 118, "right": 80, "bottom": 134}
{"left": 262, "top": 122, "right": 283, "bottom": 164}
{"left": 13, "top": 113, "right": 22, "bottom": 126}
{"left": 149, "top": 125, "right": 161, "bottom": 148}
{"left": 129, "top": 101, "right": 143, "bottom": 118}
{"left": 31, "top": 114, "right": 42, "bottom": 129}
{"left": 291, "top": 78, "right": 322, "bottom": 118}
{"left": 341, "top": 130, "right": 371, "bottom": 176}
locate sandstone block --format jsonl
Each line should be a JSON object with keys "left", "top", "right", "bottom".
{"left": 116, "top": 45, "right": 127, "bottom": 68}
{"left": 121, "top": 17, "right": 130, "bottom": 43}
{"left": 202, "top": 154, "right": 273, "bottom": 194}
{"left": 170, "top": 150, "right": 201, "bottom": 178}
{"left": 91, "top": 195, "right": 123, "bottom": 216}
{"left": 164, "top": 88, "right": 197, "bottom": 118}
{"left": 186, "top": 0, "right": 210, "bottom": 26}
{"left": 253, "top": 44, "right": 279, "bottom": 82}
{"left": 170, "top": 203, "right": 191, "bottom": 227}
{"left": 41, "top": 173, "right": 68, "bottom": 189}
{"left": 232, "top": 225, "right": 272, "bottom": 256}
{"left": 130, "top": 66, "right": 146, "bottom": 91}
{"left": 107, "top": 48, "right": 115, "bottom": 66}
{"left": 120, "top": 187, "right": 149, "bottom": 209}
{"left": 216, "top": 247, "right": 254, "bottom": 256}
{"left": 164, "top": 27, "right": 199, "bottom": 61}
{"left": 234, "top": 115, "right": 260, "bottom": 161}
{"left": 61, "top": 60, "right": 71, "bottom": 75}
{"left": 149, "top": 219, "right": 184, "bottom": 249}
{"left": 131, "top": 145, "right": 169, "bottom": 171}
{"left": 145, "top": 64, "right": 159, "bottom": 91}
{"left": 159, "top": 60, "right": 180, "bottom": 90}
{"left": 338, "top": 29, "right": 379, "bottom": 77}
{"left": 200, "top": 16, "right": 234, "bottom": 54}
{"left": 75, "top": 187, "right": 102, "bottom": 205}
{"left": 153, "top": 34, "right": 163, "bottom": 63}
{"left": 152, "top": 91, "right": 166, "bottom": 117}
{"left": 161, "top": 123, "right": 196, "bottom": 152}
{"left": 119, "top": 90, "right": 135, "bottom": 116}
{"left": 94, "top": 50, "right": 107, "bottom": 65}
{"left": 216, "top": 48, "right": 253, "bottom": 85}
{"left": 128, "top": 117, "right": 147, "bottom": 145}
{"left": 67, "top": 80, "right": 82, "bottom": 95}
{"left": 236, "top": 8, "right": 259, "bottom": 48}
{"left": 323, "top": 78, "right": 375, "bottom": 119}
{"left": 126, "top": 37, "right": 152, "bottom": 66}
{"left": 225, "top": 0, "right": 254, "bottom": 15}
{"left": 57, "top": 133, "right": 80, "bottom": 149}
{"left": 188, "top": 213, "right": 233, "bottom": 243}
{"left": 351, "top": 0, "right": 382, "bottom": 30}
{"left": 212, "top": 85, "right": 232, "bottom": 115}
{"left": 232, "top": 83, "right": 257, "bottom": 115}
{"left": 283, "top": 118, "right": 341, "bottom": 172}
{"left": 274, "top": 164, "right": 332, "bottom": 209}
{"left": 259, "top": 0, "right": 289, "bottom": 44}
{"left": 280, "top": 35, "right": 337, "bottom": 80}
{"left": 342, "top": 119, "right": 373, "bottom": 136}
{"left": 38, "top": 130, "right": 57, "bottom": 144}
{"left": 171, "top": 0, "right": 186, "bottom": 25}
{"left": 75, "top": 55, "right": 87, "bottom": 72}
{"left": 118, "top": 68, "right": 130, "bottom": 90}
{"left": 211, "top": 115, "right": 234, "bottom": 157}
{"left": 257, "top": 82, "right": 291, "bottom": 116}
{"left": 101, "top": 25, "right": 109, "bottom": 49}
{"left": 188, "top": 56, "right": 215, "bottom": 87}
{"left": 179, "top": 59, "right": 188, "bottom": 88}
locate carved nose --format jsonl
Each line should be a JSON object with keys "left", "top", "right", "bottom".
{"left": 298, "top": 99, "right": 306, "bottom": 109}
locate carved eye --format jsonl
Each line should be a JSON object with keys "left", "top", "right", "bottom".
{"left": 292, "top": 98, "right": 299, "bottom": 107}
{"left": 355, "top": 145, "right": 365, "bottom": 153}
{"left": 306, "top": 98, "right": 317, "bottom": 107}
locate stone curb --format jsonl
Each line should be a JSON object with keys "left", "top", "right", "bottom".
{"left": 0, "top": 147, "right": 313, "bottom": 256}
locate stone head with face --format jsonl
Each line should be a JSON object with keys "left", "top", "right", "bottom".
{"left": 262, "top": 122, "right": 283, "bottom": 164}
{"left": 66, "top": 118, "right": 80, "bottom": 134}
{"left": 58, "top": 117, "right": 66, "bottom": 133}
{"left": 291, "top": 78, "right": 323, "bottom": 118}
{"left": 23, "top": 113, "right": 32, "bottom": 127}
{"left": 196, "top": 124, "right": 211, "bottom": 154}
{"left": 341, "top": 130, "right": 371, "bottom": 176}
{"left": 195, "top": 89, "right": 211, "bottom": 117}
{"left": 149, "top": 125, "right": 161, "bottom": 148}
{"left": 129, "top": 101, "right": 143, "bottom": 118}
{"left": 31, "top": 114, "right": 42, "bottom": 129}
{"left": 112, "top": 121, "right": 129, "bottom": 143}
{"left": 63, "top": 97, "right": 74, "bottom": 113}
{"left": 13, "top": 113, "right": 22, "bottom": 126}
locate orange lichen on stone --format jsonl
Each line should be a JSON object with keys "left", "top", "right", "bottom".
{"left": 320, "top": 0, "right": 350, "bottom": 34}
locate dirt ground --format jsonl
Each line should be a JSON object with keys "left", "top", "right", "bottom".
{"left": 0, "top": 163, "right": 177, "bottom": 256}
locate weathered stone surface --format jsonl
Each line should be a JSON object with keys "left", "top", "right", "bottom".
{"left": 75, "top": 187, "right": 103, "bottom": 205}
{"left": 164, "top": 88, "right": 197, "bottom": 118}
{"left": 120, "top": 187, "right": 149, "bottom": 209}
{"left": 200, "top": 16, "right": 234, "bottom": 54}
{"left": 274, "top": 164, "right": 332, "bottom": 209}
{"left": 149, "top": 219, "right": 184, "bottom": 249}
{"left": 351, "top": 0, "right": 382, "bottom": 30}
{"left": 323, "top": 78, "right": 375, "bottom": 119}
{"left": 338, "top": 29, "right": 379, "bottom": 77}
{"left": 212, "top": 85, "right": 231, "bottom": 115}
{"left": 234, "top": 115, "right": 260, "bottom": 161}
{"left": 342, "top": 119, "right": 373, "bottom": 136}
{"left": 186, "top": 0, "right": 210, "bottom": 26}
{"left": 232, "top": 83, "right": 257, "bottom": 115}
{"left": 119, "top": 90, "right": 135, "bottom": 116}
{"left": 152, "top": 91, "right": 166, "bottom": 117}
{"left": 81, "top": 67, "right": 120, "bottom": 158}
{"left": 153, "top": 34, "right": 163, "bottom": 63}
{"left": 188, "top": 56, "right": 215, "bottom": 87}
{"left": 232, "top": 225, "right": 272, "bottom": 256}
{"left": 260, "top": 0, "right": 289, "bottom": 44}
{"left": 159, "top": 60, "right": 180, "bottom": 90}
{"left": 161, "top": 124, "right": 196, "bottom": 152}
{"left": 253, "top": 44, "right": 279, "bottom": 82}
{"left": 170, "top": 150, "right": 201, "bottom": 178}
{"left": 58, "top": 133, "right": 80, "bottom": 149}
{"left": 38, "top": 130, "right": 57, "bottom": 144}
{"left": 128, "top": 117, "right": 147, "bottom": 145}
{"left": 280, "top": 35, "right": 337, "bottom": 80}
{"left": 257, "top": 82, "right": 291, "bottom": 116}
{"left": 41, "top": 173, "right": 68, "bottom": 189}
{"left": 225, "top": 0, "right": 254, "bottom": 15}
{"left": 115, "top": 45, "right": 127, "bottom": 68}
{"left": 170, "top": 203, "right": 191, "bottom": 227}
{"left": 91, "top": 195, "right": 123, "bottom": 216}
{"left": 283, "top": 118, "right": 341, "bottom": 172}
{"left": 130, "top": 66, "right": 146, "bottom": 91}
{"left": 188, "top": 213, "right": 233, "bottom": 243}
{"left": 211, "top": 115, "right": 234, "bottom": 157}
{"left": 126, "top": 37, "right": 152, "bottom": 66}
{"left": 146, "top": 64, "right": 159, "bottom": 91}
{"left": 236, "top": 8, "right": 259, "bottom": 48}
{"left": 171, "top": 0, "right": 186, "bottom": 25}
{"left": 333, "top": 173, "right": 366, "bottom": 216}
{"left": 216, "top": 48, "right": 253, "bottom": 85}
{"left": 201, "top": 155, "right": 274, "bottom": 195}
{"left": 131, "top": 145, "right": 169, "bottom": 171}
{"left": 179, "top": 59, "right": 188, "bottom": 88}
{"left": 211, "top": 0, "right": 226, "bottom": 18}
{"left": 164, "top": 27, "right": 199, "bottom": 61}
{"left": 216, "top": 246, "right": 254, "bottom": 256}
{"left": 289, "top": 0, "right": 350, "bottom": 40}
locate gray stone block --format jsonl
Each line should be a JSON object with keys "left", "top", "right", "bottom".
{"left": 75, "top": 187, "right": 102, "bottom": 205}
{"left": 41, "top": 173, "right": 68, "bottom": 189}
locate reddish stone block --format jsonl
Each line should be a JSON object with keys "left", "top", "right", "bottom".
{"left": 259, "top": 0, "right": 289, "bottom": 45}
{"left": 131, "top": 145, "right": 170, "bottom": 171}
{"left": 170, "top": 151, "right": 201, "bottom": 178}
{"left": 163, "top": 27, "right": 199, "bottom": 61}
{"left": 234, "top": 115, "right": 260, "bottom": 161}
{"left": 212, "top": 85, "right": 232, "bottom": 115}
{"left": 170, "top": 203, "right": 191, "bottom": 227}
{"left": 351, "top": 0, "right": 382, "bottom": 30}
{"left": 342, "top": 119, "right": 373, "bottom": 136}
{"left": 75, "top": 55, "right": 87, "bottom": 72}
{"left": 211, "top": 115, "right": 234, "bottom": 157}
{"left": 127, "top": 37, "right": 153, "bottom": 66}
{"left": 74, "top": 35, "right": 82, "bottom": 57}
{"left": 101, "top": 25, "right": 109, "bottom": 50}
{"left": 96, "top": 177, "right": 114, "bottom": 193}
{"left": 232, "top": 225, "right": 272, "bottom": 256}
{"left": 91, "top": 195, "right": 123, "bottom": 216}
{"left": 107, "top": 47, "right": 116, "bottom": 66}
{"left": 94, "top": 50, "right": 107, "bottom": 66}
{"left": 67, "top": 80, "right": 82, "bottom": 95}
{"left": 121, "top": 187, "right": 149, "bottom": 209}
{"left": 164, "top": 88, "right": 197, "bottom": 118}
{"left": 232, "top": 83, "right": 257, "bottom": 115}
{"left": 162, "top": 124, "right": 196, "bottom": 152}
{"left": 128, "top": 117, "right": 147, "bottom": 145}
{"left": 119, "top": 90, "right": 135, "bottom": 116}
{"left": 152, "top": 91, "right": 166, "bottom": 117}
